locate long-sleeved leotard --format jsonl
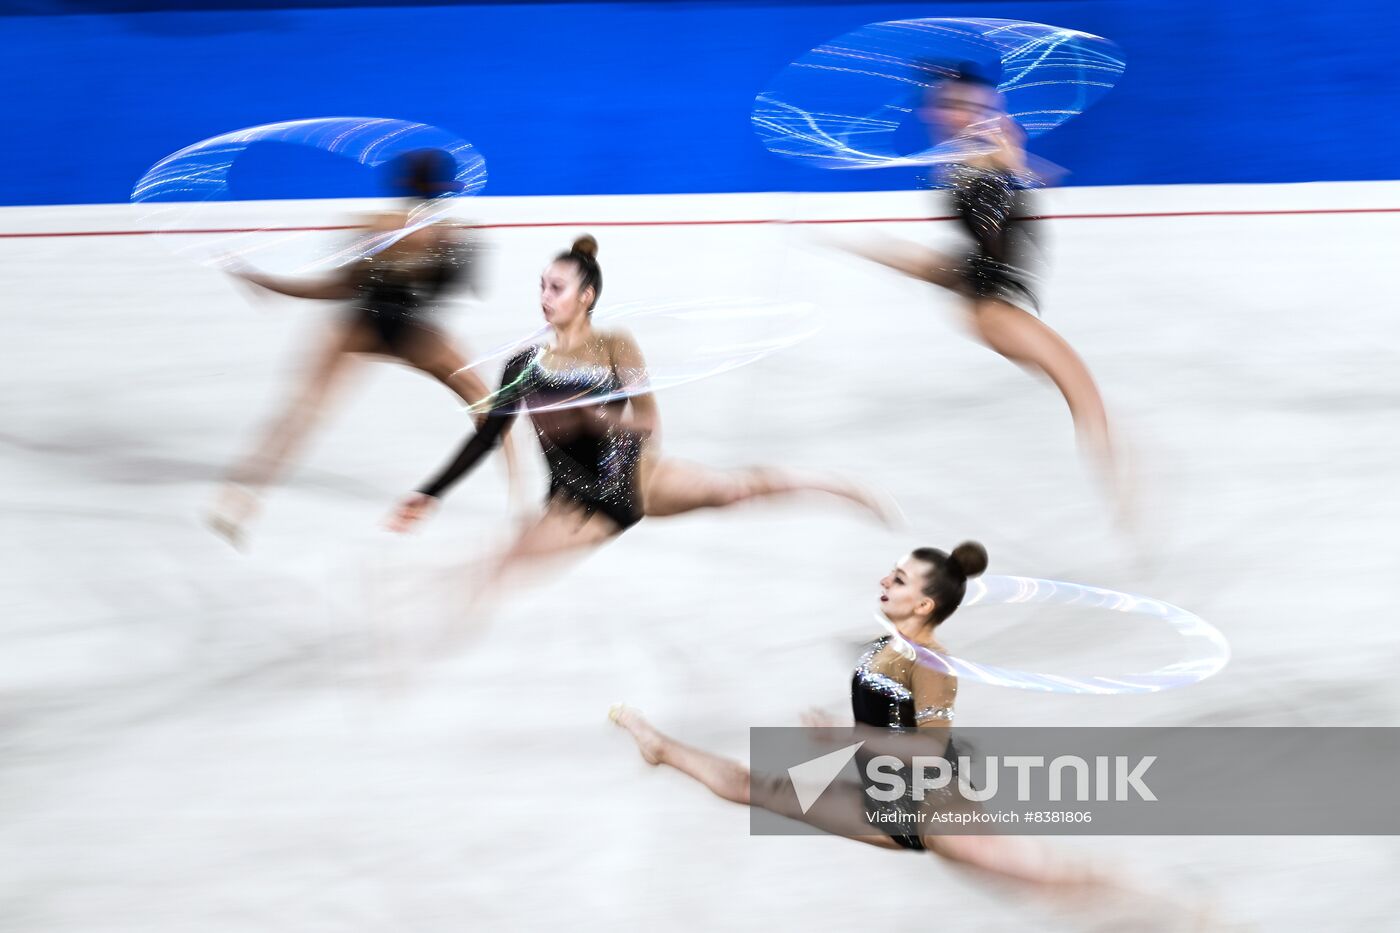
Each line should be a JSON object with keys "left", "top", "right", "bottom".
{"left": 417, "top": 345, "right": 645, "bottom": 530}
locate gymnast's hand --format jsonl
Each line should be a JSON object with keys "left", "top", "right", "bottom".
{"left": 386, "top": 493, "right": 438, "bottom": 533}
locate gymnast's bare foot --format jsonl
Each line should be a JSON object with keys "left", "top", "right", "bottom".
{"left": 609, "top": 704, "right": 665, "bottom": 766}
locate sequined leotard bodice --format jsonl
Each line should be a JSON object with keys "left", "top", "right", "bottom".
{"left": 852, "top": 635, "right": 956, "bottom": 729}
{"left": 851, "top": 635, "right": 957, "bottom": 849}
{"left": 943, "top": 162, "right": 1040, "bottom": 311}
{"left": 350, "top": 229, "right": 473, "bottom": 352}
{"left": 417, "top": 344, "right": 645, "bottom": 530}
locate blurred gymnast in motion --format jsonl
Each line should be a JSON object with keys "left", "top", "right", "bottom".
{"left": 847, "top": 63, "right": 1121, "bottom": 510}
{"left": 611, "top": 543, "right": 1137, "bottom": 898}
{"left": 207, "top": 148, "right": 518, "bottom": 546}
{"left": 388, "top": 235, "right": 889, "bottom": 629}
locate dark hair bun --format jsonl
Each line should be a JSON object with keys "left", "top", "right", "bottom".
{"left": 571, "top": 234, "right": 598, "bottom": 259}
{"left": 948, "top": 541, "right": 988, "bottom": 578}
{"left": 957, "top": 60, "right": 1000, "bottom": 86}
{"left": 391, "top": 148, "right": 464, "bottom": 197}
{"left": 913, "top": 58, "right": 999, "bottom": 89}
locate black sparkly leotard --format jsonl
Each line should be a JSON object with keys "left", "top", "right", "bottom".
{"left": 417, "top": 345, "right": 646, "bottom": 530}
{"left": 349, "top": 230, "right": 473, "bottom": 353}
{"left": 851, "top": 635, "right": 957, "bottom": 850}
{"left": 945, "top": 162, "right": 1041, "bottom": 312}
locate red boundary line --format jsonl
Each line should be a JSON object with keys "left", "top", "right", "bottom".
{"left": 3, "top": 206, "right": 1399, "bottom": 239}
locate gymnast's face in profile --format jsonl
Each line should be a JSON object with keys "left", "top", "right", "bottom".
{"left": 925, "top": 81, "right": 1003, "bottom": 138}
{"left": 878, "top": 555, "right": 936, "bottom": 623}
{"left": 540, "top": 261, "right": 591, "bottom": 327}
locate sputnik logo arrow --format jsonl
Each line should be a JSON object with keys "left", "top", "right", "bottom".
{"left": 787, "top": 741, "right": 864, "bottom": 814}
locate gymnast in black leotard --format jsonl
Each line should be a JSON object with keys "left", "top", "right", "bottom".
{"left": 206, "top": 149, "right": 518, "bottom": 546}
{"left": 609, "top": 544, "right": 982, "bottom": 854}
{"left": 610, "top": 544, "right": 1161, "bottom": 902}
{"left": 609, "top": 543, "right": 1097, "bottom": 864}
{"left": 388, "top": 235, "right": 890, "bottom": 635}
{"left": 846, "top": 62, "right": 1123, "bottom": 517}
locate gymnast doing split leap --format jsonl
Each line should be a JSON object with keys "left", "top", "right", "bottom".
{"left": 388, "top": 235, "right": 892, "bottom": 631}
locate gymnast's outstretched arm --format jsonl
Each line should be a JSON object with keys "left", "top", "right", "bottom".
{"left": 387, "top": 349, "right": 533, "bottom": 531}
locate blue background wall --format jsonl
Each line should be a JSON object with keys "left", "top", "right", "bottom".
{"left": 2, "top": 0, "right": 1397, "bottom": 205}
